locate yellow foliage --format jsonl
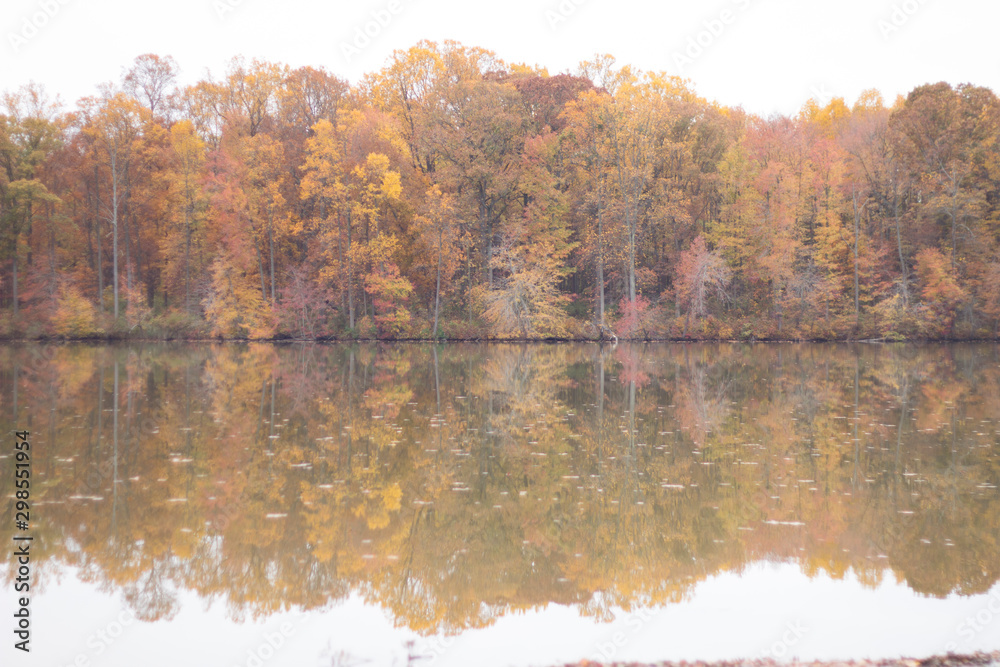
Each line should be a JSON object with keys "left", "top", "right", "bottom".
{"left": 203, "top": 256, "right": 273, "bottom": 338}
{"left": 52, "top": 284, "right": 97, "bottom": 337}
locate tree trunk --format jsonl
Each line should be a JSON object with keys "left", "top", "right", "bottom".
{"left": 596, "top": 349, "right": 605, "bottom": 461}
{"left": 775, "top": 283, "right": 783, "bottom": 334}
{"left": 336, "top": 209, "right": 346, "bottom": 315}
{"left": 95, "top": 163, "right": 103, "bottom": 311}
{"left": 112, "top": 357, "right": 119, "bottom": 531}
{"left": 11, "top": 253, "right": 18, "bottom": 317}
{"left": 86, "top": 199, "right": 95, "bottom": 282}
{"left": 628, "top": 217, "right": 637, "bottom": 305}
{"left": 466, "top": 235, "right": 473, "bottom": 324}
{"left": 433, "top": 346, "right": 441, "bottom": 410}
{"left": 950, "top": 198, "right": 958, "bottom": 271}
{"left": 596, "top": 191, "right": 605, "bottom": 328}
{"left": 268, "top": 212, "right": 276, "bottom": 304}
{"left": 347, "top": 210, "right": 355, "bottom": 330}
{"left": 11, "top": 362, "right": 17, "bottom": 422}
{"left": 949, "top": 167, "right": 958, "bottom": 271}
{"left": 184, "top": 200, "right": 192, "bottom": 315}
{"left": 48, "top": 207, "right": 57, "bottom": 296}
{"left": 434, "top": 227, "right": 442, "bottom": 338}
{"left": 254, "top": 240, "right": 266, "bottom": 301}
{"left": 893, "top": 183, "right": 908, "bottom": 307}
{"left": 478, "top": 197, "right": 492, "bottom": 288}
{"left": 123, "top": 193, "right": 133, "bottom": 295}
{"left": 112, "top": 144, "right": 120, "bottom": 320}
{"left": 853, "top": 189, "right": 861, "bottom": 321}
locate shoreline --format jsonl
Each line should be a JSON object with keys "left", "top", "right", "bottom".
{"left": 1, "top": 336, "right": 998, "bottom": 344}
{"left": 567, "top": 652, "right": 1000, "bottom": 667}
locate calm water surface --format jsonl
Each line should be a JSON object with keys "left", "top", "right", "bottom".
{"left": 1, "top": 343, "right": 999, "bottom": 666}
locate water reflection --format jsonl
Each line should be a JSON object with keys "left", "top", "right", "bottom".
{"left": 1, "top": 343, "right": 999, "bottom": 639}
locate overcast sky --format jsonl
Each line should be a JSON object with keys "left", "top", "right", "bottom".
{"left": 2, "top": 0, "right": 998, "bottom": 116}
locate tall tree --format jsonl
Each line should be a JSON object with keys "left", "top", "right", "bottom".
{"left": 415, "top": 185, "right": 458, "bottom": 338}
{"left": 83, "top": 93, "right": 147, "bottom": 319}
{"left": 0, "top": 84, "right": 62, "bottom": 316}
{"left": 166, "top": 120, "right": 207, "bottom": 314}
{"left": 122, "top": 54, "right": 179, "bottom": 118}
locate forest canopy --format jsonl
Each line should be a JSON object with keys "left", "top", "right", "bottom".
{"left": 2, "top": 42, "right": 1000, "bottom": 340}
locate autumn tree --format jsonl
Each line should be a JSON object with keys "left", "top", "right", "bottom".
{"left": 216, "top": 57, "right": 287, "bottom": 139}
{"left": 483, "top": 133, "right": 576, "bottom": 338}
{"left": 346, "top": 151, "right": 406, "bottom": 332}
{"left": 0, "top": 85, "right": 62, "bottom": 317}
{"left": 915, "top": 246, "right": 965, "bottom": 334}
{"left": 430, "top": 51, "right": 531, "bottom": 288}
{"left": 300, "top": 118, "right": 349, "bottom": 323}
{"left": 414, "top": 185, "right": 459, "bottom": 338}
{"left": 891, "top": 84, "right": 998, "bottom": 272}
{"left": 122, "top": 54, "right": 179, "bottom": 119}
{"left": 562, "top": 87, "right": 618, "bottom": 331}
{"left": 3, "top": 46, "right": 1000, "bottom": 341}
{"left": 842, "top": 90, "right": 914, "bottom": 307}
{"left": 164, "top": 120, "right": 207, "bottom": 314}
{"left": 83, "top": 92, "right": 153, "bottom": 319}
{"left": 364, "top": 233, "right": 414, "bottom": 337}
{"left": 675, "top": 236, "right": 731, "bottom": 332}
{"left": 364, "top": 42, "right": 446, "bottom": 175}
{"left": 240, "top": 133, "right": 289, "bottom": 305}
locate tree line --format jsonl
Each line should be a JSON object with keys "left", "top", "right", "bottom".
{"left": 2, "top": 42, "right": 1000, "bottom": 340}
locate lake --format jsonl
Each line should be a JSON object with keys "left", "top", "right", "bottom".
{"left": 1, "top": 342, "right": 999, "bottom": 666}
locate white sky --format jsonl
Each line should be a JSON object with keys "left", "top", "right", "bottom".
{"left": 1, "top": 0, "right": 998, "bottom": 117}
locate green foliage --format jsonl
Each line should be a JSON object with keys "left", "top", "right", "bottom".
{"left": 147, "top": 311, "right": 210, "bottom": 339}
{"left": 565, "top": 295, "right": 591, "bottom": 320}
